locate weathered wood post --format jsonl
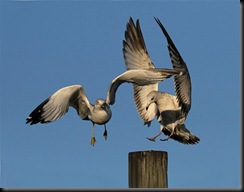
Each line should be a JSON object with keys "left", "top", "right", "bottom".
{"left": 128, "top": 150, "right": 168, "bottom": 188}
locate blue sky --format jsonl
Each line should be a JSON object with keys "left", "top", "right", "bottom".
{"left": 0, "top": 0, "right": 241, "bottom": 189}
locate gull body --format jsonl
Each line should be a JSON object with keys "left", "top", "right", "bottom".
{"left": 146, "top": 91, "right": 199, "bottom": 144}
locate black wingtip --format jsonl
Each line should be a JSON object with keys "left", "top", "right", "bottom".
{"left": 26, "top": 98, "right": 50, "bottom": 125}
{"left": 26, "top": 116, "right": 40, "bottom": 125}
{"left": 153, "top": 16, "right": 159, "bottom": 22}
{"left": 26, "top": 117, "right": 32, "bottom": 124}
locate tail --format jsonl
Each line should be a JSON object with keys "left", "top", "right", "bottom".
{"left": 162, "top": 124, "right": 200, "bottom": 144}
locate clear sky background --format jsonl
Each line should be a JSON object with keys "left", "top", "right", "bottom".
{"left": 1, "top": 0, "right": 241, "bottom": 189}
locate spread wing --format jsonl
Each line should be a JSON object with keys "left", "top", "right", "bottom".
{"left": 123, "top": 17, "right": 158, "bottom": 125}
{"left": 123, "top": 18, "right": 155, "bottom": 70}
{"left": 106, "top": 68, "right": 180, "bottom": 105}
{"left": 26, "top": 85, "right": 92, "bottom": 125}
{"left": 154, "top": 17, "right": 192, "bottom": 117}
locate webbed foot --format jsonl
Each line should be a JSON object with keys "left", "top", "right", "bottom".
{"left": 91, "top": 136, "right": 96, "bottom": 146}
{"left": 103, "top": 129, "right": 107, "bottom": 140}
{"left": 146, "top": 137, "right": 157, "bottom": 142}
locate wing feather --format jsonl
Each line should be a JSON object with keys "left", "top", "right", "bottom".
{"left": 26, "top": 85, "right": 92, "bottom": 124}
{"left": 133, "top": 84, "right": 158, "bottom": 125}
{"left": 154, "top": 17, "right": 191, "bottom": 116}
{"left": 123, "top": 17, "right": 155, "bottom": 70}
{"left": 123, "top": 17, "right": 159, "bottom": 125}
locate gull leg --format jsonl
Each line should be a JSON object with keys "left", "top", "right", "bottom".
{"left": 160, "top": 124, "right": 175, "bottom": 142}
{"left": 147, "top": 125, "right": 166, "bottom": 142}
{"left": 103, "top": 124, "right": 108, "bottom": 140}
{"left": 160, "top": 131, "right": 173, "bottom": 141}
{"left": 146, "top": 131, "right": 162, "bottom": 142}
{"left": 90, "top": 123, "right": 96, "bottom": 146}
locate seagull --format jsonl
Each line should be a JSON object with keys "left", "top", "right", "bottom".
{"left": 145, "top": 17, "right": 199, "bottom": 144}
{"left": 26, "top": 85, "right": 112, "bottom": 146}
{"left": 121, "top": 17, "right": 199, "bottom": 144}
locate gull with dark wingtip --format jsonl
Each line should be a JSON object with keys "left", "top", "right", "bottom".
{"left": 121, "top": 17, "right": 199, "bottom": 144}
{"left": 26, "top": 85, "right": 112, "bottom": 146}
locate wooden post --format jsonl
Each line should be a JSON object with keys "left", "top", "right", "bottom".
{"left": 128, "top": 150, "right": 168, "bottom": 188}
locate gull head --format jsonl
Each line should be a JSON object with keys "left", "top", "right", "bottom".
{"left": 93, "top": 98, "right": 112, "bottom": 124}
{"left": 95, "top": 99, "right": 108, "bottom": 109}
{"left": 94, "top": 99, "right": 112, "bottom": 117}
{"left": 146, "top": 91, "right": 157, "bottom": 110}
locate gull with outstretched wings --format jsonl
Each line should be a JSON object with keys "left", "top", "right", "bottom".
{"left": 26, "top": 85, "right": 112, "bottom": 146}
{"left": 120, "top": 17, "right": 199, "bottom": 144}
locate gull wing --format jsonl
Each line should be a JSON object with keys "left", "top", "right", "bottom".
{"left": 154, "top": 17, "right": 192, "bottom": 117}
{"left": 133, "top": 84, "right": 158, "bottom": 125}
{"left": 123, "top": 17, "right": 155, "bottom": 70}
{"left": 123, "top": 18, "right": 159, "bottom": 125}
{"left": 106, "top": 68, "right": 180, "bottom": 105}
{"left": 26, "top": 85, "right": 92, "bottom": 125}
